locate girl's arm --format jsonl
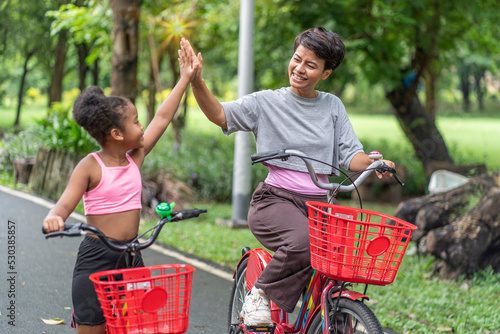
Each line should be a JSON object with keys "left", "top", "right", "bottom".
{"left": 139, "top": 40, "right": 200, "bottom": 158}
{"left": 42, "top": 158, "right": 91, "bottom": 233}
{"left": 181, "top": 38, "right": 227, "bottom": 128}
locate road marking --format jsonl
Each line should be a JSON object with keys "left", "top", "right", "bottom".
{"left": 0, "top": 185, "right": 233, "bottom": 282}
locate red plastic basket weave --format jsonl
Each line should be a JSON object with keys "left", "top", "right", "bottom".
{"left": 89, "top": 264, "right": 195, "bottom": 334}
{"left": 306, "top": 202, "right": 417, "bottom": 285}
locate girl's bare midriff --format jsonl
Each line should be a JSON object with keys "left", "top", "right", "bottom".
{"left": 86, "top": 209, "right": 140, "bottom": 241}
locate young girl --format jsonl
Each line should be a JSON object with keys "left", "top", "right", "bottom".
{"left": 42, "top": 44, "right": 198, "bottom": 334}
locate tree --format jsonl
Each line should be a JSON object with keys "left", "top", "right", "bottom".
{"left": 3, "top": 0, "right": 57, "bottom": 127}
{"left": 47, "top": 1, "right": 113, "bottom": 91}
{"left": 110, "top": 0, "right": 143, "bottom": 103}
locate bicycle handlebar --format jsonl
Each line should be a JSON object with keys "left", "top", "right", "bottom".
{"left": 42, "top": 208, "right": 207, "bottom": 252}
{"left": 251, "top": 149, "right": 403, "bottom": 195}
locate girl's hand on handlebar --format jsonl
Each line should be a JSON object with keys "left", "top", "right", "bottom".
{"left": 43, "top": 215, "right": 65, "bottom": 234}
{"left": 376, "top": 159, "right": 396, "bottom": 179}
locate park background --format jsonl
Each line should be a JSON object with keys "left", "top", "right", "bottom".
{"left": 1, "top": 1, "right": 499, "bottom": 333}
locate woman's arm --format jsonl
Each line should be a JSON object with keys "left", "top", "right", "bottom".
{"left": 349, "top": 152, "right": 395, "bottom": 179}
{"left": 181, "top": 38, "right": 227, "bottom": 128}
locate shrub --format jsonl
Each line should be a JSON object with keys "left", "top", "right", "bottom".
{"left": 37, "top": 101, "right": 99, "bottom": 153}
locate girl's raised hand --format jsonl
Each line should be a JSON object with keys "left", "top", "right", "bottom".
{"left": 180, "top": 38, "right": 203, "bottom": 81}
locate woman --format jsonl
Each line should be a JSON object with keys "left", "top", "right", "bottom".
{"left": 181, "top": 27, "right": 395, "bottom": 327}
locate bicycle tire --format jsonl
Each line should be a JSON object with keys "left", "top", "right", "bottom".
{"left": 306, "top": 298, "right": 383, "bottom": 334}
{"left": 227, "top": 257, "right": 249, "bottom": 334}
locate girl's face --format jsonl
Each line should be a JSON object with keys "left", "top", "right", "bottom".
{"left": 121, "top": 103, "right": 144, "bottom": 149}
{"left": 288, "top": 44, "right": 332, "bottom": 98}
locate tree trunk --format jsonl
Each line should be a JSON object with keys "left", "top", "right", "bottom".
{"left": 386, "top": 85, "right": 454, "bottom": 179}
{"left": 147, "top": 62, "right": 157, "bottom": 125}
{"left": 473, "top": 67, "right": 485, "bottom": 111}
{"left": 49, "top": 29, "right": 68, "bottom": 105}
{"left": 167, "top": 50, "right": 184, "bottom": 142}
{"left": 92, "top": 57, "right": 99, "bottom": 86}
{"left": 110, "top": 0, "right": 143, "bottom": 103}
{"left": 459, "top": 64, "right": 471, "bottom": 111}
{"left": 423, "top": 64, "right": 439, "bottom": 121}
{"left": 15, "top": 49, "right": 35, "bottom": 127}
{"left": 76, "top": 42, "right": 88, "bottom": 91}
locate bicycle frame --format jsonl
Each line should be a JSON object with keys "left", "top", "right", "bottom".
{"left": 236, "top": 248, "right": 369, "bottom": 334}
{"left": 229, "top": 149, "right": 407, "bottom": 334}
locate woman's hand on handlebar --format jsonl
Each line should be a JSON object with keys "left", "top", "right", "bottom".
{"left": 376, "top": 159, "right": 396, "bottom": 179}
{"left": 43, "top": 215, "right": 65, "bottom": 234}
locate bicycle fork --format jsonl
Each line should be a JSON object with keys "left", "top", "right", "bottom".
{"left": 321, "top": 281, "right": 369, "bottom": 334}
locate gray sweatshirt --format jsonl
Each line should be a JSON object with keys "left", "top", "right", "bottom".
{"left": 221, "top": 87, "right": 364, "bottom": 176}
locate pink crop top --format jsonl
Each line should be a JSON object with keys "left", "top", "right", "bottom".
{"left": 83, "top": 152, "right": 142, "bottom": 215}
{"left": 264, "top": 163, "right": 328, "bottom": 195}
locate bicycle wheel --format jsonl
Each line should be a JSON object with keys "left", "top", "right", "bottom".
{"left": 306, "top": 298, "right": 383, "bottom": 334}
{"left": 228, "top": 257, "right": 248, "bottom": 334}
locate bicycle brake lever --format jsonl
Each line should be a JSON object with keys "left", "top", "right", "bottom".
{"left": 393, "top": 174, "right": 405, "bottom": 187}
{"left": 251, "top": 150, "right": 289, "bottom": 165}
{"left": 375, "top": 164, "right": 404, "bottom": 187}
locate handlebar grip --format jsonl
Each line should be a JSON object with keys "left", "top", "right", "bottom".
{"left": 251, "top": 150, "right": 289, "bottom": 165}
{"left": 172, "top": 208, "right": 208, "bottom": 220}
{"left": 41, "top": 222, "right": 80, "bottom": 235}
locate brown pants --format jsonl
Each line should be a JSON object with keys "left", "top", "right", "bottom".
{"left": 248, "top": 182, "right": 335, "bottom": 313}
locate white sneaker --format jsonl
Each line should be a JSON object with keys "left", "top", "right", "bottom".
{"left": 240, "top": 287, "right": 273, "bottom": 327}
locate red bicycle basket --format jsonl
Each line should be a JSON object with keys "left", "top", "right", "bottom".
{"left": 307, "top": 202, "right": 417, "bottom": 285}
{"left": 89, "top": 264, "right": 195, "bottom": 334}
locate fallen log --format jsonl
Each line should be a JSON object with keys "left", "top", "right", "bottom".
{"left": 395, "top": 172, "right": 500, "bottom": 279}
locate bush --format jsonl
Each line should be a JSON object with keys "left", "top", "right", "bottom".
{"left": 37, "top": 101, "right": 99, "bottom": 153}
{"left": 0, "top": 124, "right": 51, "bottom": 175}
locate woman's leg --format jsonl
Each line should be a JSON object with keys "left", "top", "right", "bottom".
{"left": 247, "top": 183, "right": 327, "bottom": 313}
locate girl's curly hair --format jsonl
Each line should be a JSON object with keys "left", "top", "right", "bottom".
{"left": 72, "top": 86, "right": 130, "bottom": 145}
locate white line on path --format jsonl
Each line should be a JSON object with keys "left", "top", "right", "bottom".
{"left": 1, "top": 185, "right": 233, "bottom": 282}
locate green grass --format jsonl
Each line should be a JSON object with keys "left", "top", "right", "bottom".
{"left": 0, "top": 104, "right": 46, "bottom": 129}
{"left": 348, "top": 114, "right": 500, "bottom": 171}
{"left": 368, "top": 255, "right": 500, "bottom": 333}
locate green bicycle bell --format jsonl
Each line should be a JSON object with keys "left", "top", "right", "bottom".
{"left": 156, "top": 202, "right": 176, "bottom": 219}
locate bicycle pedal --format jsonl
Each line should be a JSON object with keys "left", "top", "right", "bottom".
{"left": 245, "top": 323, "right": 276, "bottom": 333}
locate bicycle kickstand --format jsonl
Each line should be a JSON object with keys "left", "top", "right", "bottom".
{"left": 245, "top": 323, "right": 276, "bottom": 334}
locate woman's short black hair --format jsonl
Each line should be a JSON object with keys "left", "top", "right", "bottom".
{"left": 72, "top": 86, "right": 130, "bottom": 145}
{"left": 294, "top": 26, "right": 346, "bottom": 72}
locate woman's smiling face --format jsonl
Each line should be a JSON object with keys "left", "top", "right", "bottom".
{"left": 288, "top": 44, "right": 332, "bottom": 98}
